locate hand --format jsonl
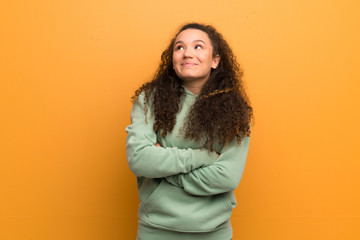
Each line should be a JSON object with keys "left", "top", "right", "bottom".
{"left": 216, "top": 152, "right": 220, "bottom": 158}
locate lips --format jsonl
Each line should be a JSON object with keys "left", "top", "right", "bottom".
{"left": 182, "top": 62, "right": 196, "bottom": 67}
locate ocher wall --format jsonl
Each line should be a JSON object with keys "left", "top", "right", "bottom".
{"left": 1, "top": 0, "right": 359, "bottom": 239}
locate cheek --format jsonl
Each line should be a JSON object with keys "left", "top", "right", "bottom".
{"left": 203, "top": 56, "right": 214, "bottom": 66}
{"left": 172, "top": 56, "right": 179, "bottom": 70}
{"left": 200, "top": 52, "right": 212, "bottom": 62}
{"left": 172, "top": 54, "right": 179, "bottom": 65}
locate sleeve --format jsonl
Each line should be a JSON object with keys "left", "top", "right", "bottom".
{"left": 125, "top": 93, "right": 218, "bottom": 178}
{"left": 165, "top": 135, "right": 250, "bottom": 196}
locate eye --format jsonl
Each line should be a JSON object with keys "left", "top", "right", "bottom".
{"left": 195, "top": 45, "right": 202, "bottom": 49}
{"left": 175, "top": 45, "right": 184, "bottom": 50}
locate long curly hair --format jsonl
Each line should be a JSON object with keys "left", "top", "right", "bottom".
{"left": 132, "top": 23, "right": 253, "bottom": 150}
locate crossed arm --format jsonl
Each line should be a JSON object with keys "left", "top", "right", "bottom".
{"left": 125, "top": 93, "right": 217, "bottom": 178}
{"left": 161, "top": 136, "right": 250, "bottom": 196}
{"left": 126, "top": 93, "right": 250, "bottom": 195}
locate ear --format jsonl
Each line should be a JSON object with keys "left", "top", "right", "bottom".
{"left": 212, "top": 55, "right": 220, "bottom": 69}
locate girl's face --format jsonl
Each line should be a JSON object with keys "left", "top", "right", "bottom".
{"left": 172, "top": 29, "right": 220, "bottom": 87}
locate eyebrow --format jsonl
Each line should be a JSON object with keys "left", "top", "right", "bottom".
{"left": 174, "top": 40, "right": 206, "bottom": 45}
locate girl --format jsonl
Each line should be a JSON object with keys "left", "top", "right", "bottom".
{"left": 126, "top": 23, "right": 253, "bottom": 240}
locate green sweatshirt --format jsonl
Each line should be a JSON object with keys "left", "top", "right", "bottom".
{"left": 125, "top": 87, "right": 250, "bottom": 240}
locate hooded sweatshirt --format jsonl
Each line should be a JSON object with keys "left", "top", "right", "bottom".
{"left": 125, "top": 87, "right": 250, "bottom": 240}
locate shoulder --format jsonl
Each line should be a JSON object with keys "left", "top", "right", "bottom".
{"left": 130, "top": 91, "right": 155, "bottom": 122}
{"left": 132, "top": 91, "right": 151, "bottom": 109}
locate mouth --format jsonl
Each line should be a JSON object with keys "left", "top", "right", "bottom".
{"left": 181, "top": 62, "right": 196, "bottom": 67}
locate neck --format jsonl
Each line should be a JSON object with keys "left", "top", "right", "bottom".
{"left": 183, "top": 85, "right": 202, "bottom": 95}
{"left": 182, "top": 77, "right": 208, "bottom": 95}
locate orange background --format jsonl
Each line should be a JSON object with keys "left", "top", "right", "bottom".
{"left": 1, "top": 0, "right": 359, "bottom": 239}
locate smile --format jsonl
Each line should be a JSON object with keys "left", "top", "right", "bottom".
{"left": 182, "top": 62, "right": 197, "bottom": 67}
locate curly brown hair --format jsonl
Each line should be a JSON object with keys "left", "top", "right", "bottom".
{"left": 132, "top": 23, "right": 253, "bottom": 150}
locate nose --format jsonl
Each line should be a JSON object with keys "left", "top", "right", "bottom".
{"left": 183, "top": 47, "right": 193, "bottom": 58}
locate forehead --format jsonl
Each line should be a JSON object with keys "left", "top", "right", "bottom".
{"left": 175, "top": 29, "right": 211, "bottom": 43}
